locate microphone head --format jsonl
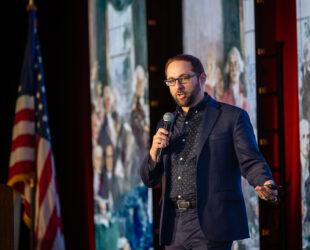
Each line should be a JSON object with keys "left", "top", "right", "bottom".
{"left": 163, "top": 112, "right": 175, "bottom": 122}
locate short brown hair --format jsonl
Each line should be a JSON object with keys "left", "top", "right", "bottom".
{"left": 165, "top": 54, "right": 205, "bottom": 76}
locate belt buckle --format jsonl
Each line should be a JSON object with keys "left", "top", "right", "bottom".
{"left": 176, "top": 200, "right": 189, "bottom": 210}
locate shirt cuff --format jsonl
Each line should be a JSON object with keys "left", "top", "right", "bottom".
{"left": 147, "top": 157, "right": 156, "bottom": 171}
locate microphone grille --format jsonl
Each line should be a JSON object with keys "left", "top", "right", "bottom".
{"left": 163, "top": 112, "right": 174, "bottom": 122}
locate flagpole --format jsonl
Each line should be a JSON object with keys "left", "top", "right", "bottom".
{"left": 26, "top": 1, "right": 36, "bottom": 249}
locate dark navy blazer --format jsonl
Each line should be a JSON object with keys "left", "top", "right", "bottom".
{"left": 140, "top": 96, "right": 273, "bottom": 245}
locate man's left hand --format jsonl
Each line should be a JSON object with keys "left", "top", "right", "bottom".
{"left": 255, "top": 180, "right": 279, "bottom": 202}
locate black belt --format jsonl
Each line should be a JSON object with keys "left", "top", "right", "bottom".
{"left": 171, "top": 200, "right": 197, "bottom": 210}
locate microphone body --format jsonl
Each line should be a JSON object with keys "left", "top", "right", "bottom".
{"left": 156, "top": 112, "right": 174, "bottom": 163}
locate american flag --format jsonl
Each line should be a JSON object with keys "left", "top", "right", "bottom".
{"left": 7, "top": 7, "right": 65, "bottom": 250}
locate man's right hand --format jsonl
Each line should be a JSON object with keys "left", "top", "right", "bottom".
{"left": 149, "top": 128, "right": 171, "bottom": 165}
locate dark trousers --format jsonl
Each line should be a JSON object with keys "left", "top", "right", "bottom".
{"left": 165, "top": 208, "right": 232, "bottom": 250}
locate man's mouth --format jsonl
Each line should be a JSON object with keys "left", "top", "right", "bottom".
{"left": 176, "top": 92, "right": 186, "bottom": 99}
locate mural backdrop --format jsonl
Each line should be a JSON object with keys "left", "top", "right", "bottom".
{"left": 88, "top": 0, "right": 153, "bottom": 249}
{"left": 183, "top": 0, "right": 258, "bottom": 249}
{"left": 297, "top": 0, "right": 310, "bottom": 249}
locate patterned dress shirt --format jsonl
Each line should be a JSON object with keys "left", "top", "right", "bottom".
{"left": 167, "top": 94, "right": 209, "bottom": 201}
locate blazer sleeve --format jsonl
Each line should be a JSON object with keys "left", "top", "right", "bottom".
{"left": 139, "top": 154, "right": 164, "bottom": 188}
{"left": 139, "top": 119, "right": 165, "bottom": 188}
{"left": 233, "top": 109, "right": 274, "bottom": 187}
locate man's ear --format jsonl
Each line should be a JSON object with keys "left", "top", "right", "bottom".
{"left": 199, "top": 72, "right": 207, "bottom": 86}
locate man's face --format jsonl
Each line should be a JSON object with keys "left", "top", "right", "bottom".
{"left": 96, "top": 84, "right": 102, "bottom": 97}
{"left": 103, "top": 87, "right": 111, "bottom": 113}
{"left": 166, "top": 60, "right": 203, "bottom": 108}
{"left": 94, "top": 152, "right": 102, "bottom": 174}
{"left": 300, "top": 121, "right": 310, "bottom": 158}
{"left": 91, "top": 114, "right": 99, "bottom": 140}
{"left": 105, "top": 146, "right": 114, "bottom": 173}
{"left": 304, "top": 45, "right": 310, "bottom": 72}
{"left": 136, "top": 77, "right": 144, "bottom": 98}
{"left": 229, "top": 53, "right": 240, "bottom": 84}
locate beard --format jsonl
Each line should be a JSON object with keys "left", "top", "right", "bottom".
{"left": 173, "top": 81, "right": 202, "bottom": 107}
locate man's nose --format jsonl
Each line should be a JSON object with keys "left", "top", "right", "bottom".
{"left": 175, "top": 79, "right": 184, "bottom": 89}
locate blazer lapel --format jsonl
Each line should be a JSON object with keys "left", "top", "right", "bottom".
{"left": 197, "top": 97, "right": 221, "bottom": 157}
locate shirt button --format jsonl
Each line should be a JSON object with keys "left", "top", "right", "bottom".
{"left": 180, "top": 157, "right": 183, "bottom": 161}
{"left": 178, "top": 176, "right": 181, "bottom": 180}
{"left": 195, "top": 110, "right": 198, "bottom": 113}
{"left": 185, "top": 121, "right": 188, "bottom": 124}
{"left": 178, "top": 195, "right": 181, "bottom": 199}
{"left": 182, "top": 138, "right": 186, "bottom": 142}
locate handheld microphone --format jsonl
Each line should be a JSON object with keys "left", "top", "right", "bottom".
{"left": 156, "top": 112, "right": 175, "bottom": 163}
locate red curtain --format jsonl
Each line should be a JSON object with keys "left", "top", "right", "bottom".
{"left": 276, "top": 0, "right": 302, "bottom": 249}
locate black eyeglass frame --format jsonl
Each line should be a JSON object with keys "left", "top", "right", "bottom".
{"left": 164, "top": 73, "right": 201, "bottom": 87}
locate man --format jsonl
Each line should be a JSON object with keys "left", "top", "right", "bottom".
{"left": 302, "top": 42, "right": 310, "bottom": 122}
{"left": 300, "top": 119, "right": 310, "bottom": 223}
{"left": 204, "top": 49, "right": 223, "bottom": 100}
{"left": 130, "top": 65, "right": 150, "bottom": 186}
{"left": 101, "top": 144, "right": 120, "bottom": 210}
{"left": 98, "top": 85, "right": 117, "bottom": 148}
{"left": 140, "top": 54, "right": 277, "bottom": 249}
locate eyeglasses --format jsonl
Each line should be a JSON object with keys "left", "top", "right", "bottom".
{"left": 164, "top": 73, "right": 201, "bottom": 87}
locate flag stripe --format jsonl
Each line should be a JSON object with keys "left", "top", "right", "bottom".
{"left": 38, "top": 150, "right": 52, "bottom": 207}
{"left": 8, "top": 161, "right": 35, "bottom": 179}
{"left": 36, "top": 177, "right": 57, "bottom": 247}
{"left": 14, "top": 108, "right": 35, "bottom": 125}
{"left": 9, "top": 147, "right": 35, "bottom": 167}
{"left": 37, "top": 173, "right": 57, "bottom": 236}
{"left": 12, "top": 120, "right": 35, "bottom": 141}
{"left": 15, "top": 95, "right": 35, "bottom": 112}
{"left": 40, "top": 206, "right": 59, "bottom": 250}
{"left": 11, "top": 134, "right": 36, "bottom": 152}
{"left": 37, "top": 137, "right": 51, "bottom": 181}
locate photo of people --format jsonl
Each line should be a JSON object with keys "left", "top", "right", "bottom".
{"left": 183, "top": 0, "right": 258, "bottom": 249}
{"left": 89, "top": 0, "right": 152, "bottom": 249}
{"left": 297, "top": 1, "right": 310, "bottom": 248}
